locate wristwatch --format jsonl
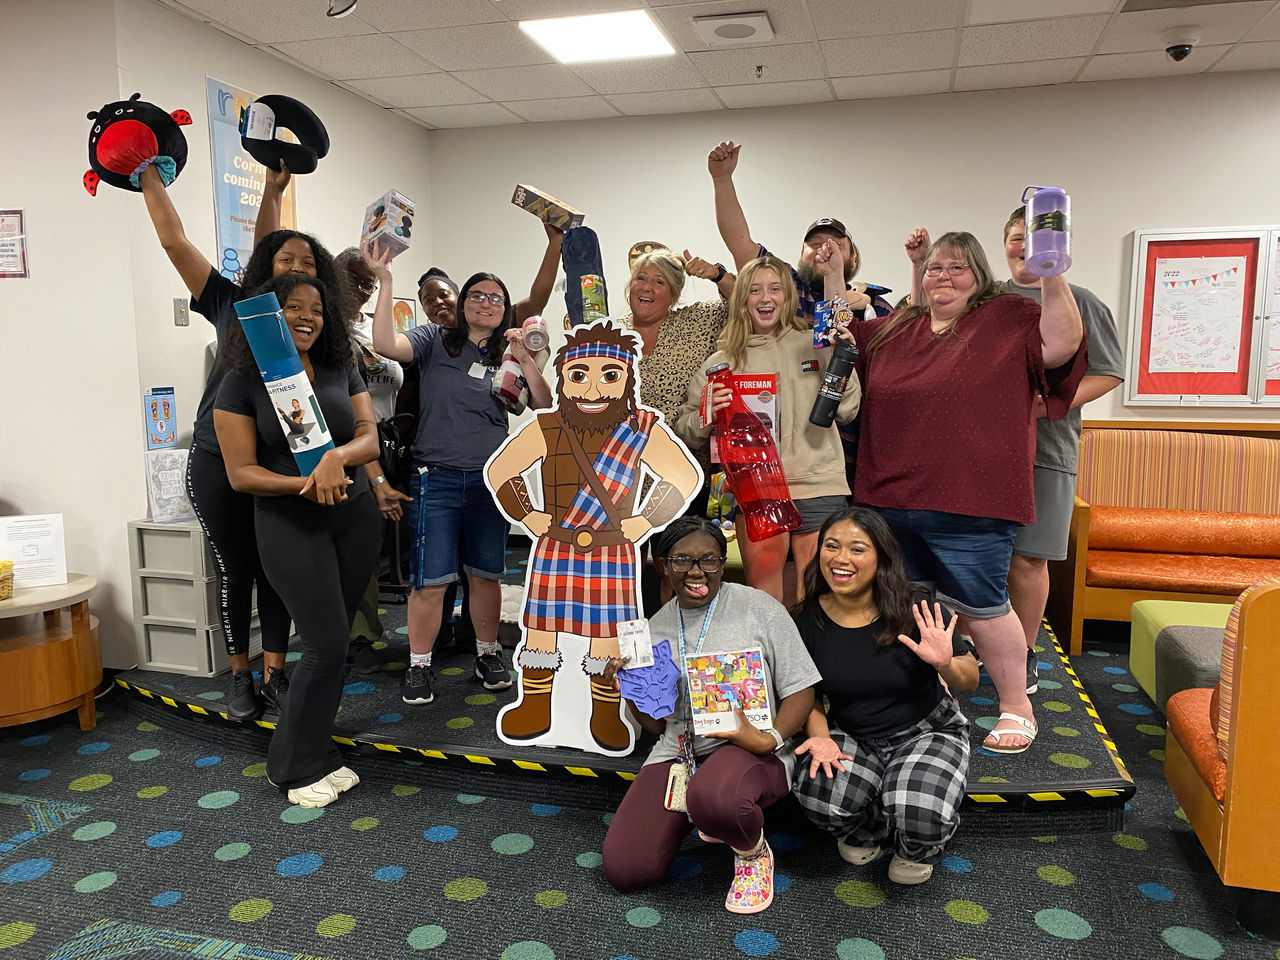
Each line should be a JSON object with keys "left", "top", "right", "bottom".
{"left": 765, "top": 728, "right": 785, "bottom": 752}
{"left": 370, "top": 475, "right": 387, "bottom": 487}
{"left": 712, "top": 263, "right": 727, "bottom": 283}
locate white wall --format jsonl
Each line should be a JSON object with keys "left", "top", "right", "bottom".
{"left": 0, "top": 0, "right": 433, "bottom": 668}
{"left": 428, "top": 69, "right": 1280, "bottom": 425}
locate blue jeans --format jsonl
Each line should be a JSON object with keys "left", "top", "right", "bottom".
{"left": 408, "top": 466, "right": 507, "bottom": 588}
{"left": 876, "top": 508, "right": 1019, "bottom": 619}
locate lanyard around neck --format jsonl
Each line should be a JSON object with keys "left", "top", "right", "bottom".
{"left": 676, "top": 595, "right": 719, "bottom": 661}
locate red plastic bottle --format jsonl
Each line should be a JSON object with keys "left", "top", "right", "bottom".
{"left": 706, "top": 364, "right": 802, "bottom": 543}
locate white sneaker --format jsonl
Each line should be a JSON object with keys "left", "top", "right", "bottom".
{"left": 286, "top": 778, "right": 340, "bottom": 808}
{"left": 888, "top": 855, "right": 934, "bottom": 885}
{"left": 837, "top": 841, "right": 881, "bottom": 865}
{"left": 324, "top": 766, "right": 360, "bottom": 794}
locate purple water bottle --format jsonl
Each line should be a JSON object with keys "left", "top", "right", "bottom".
{"left": 1021, "top": 185, "right": 1071, "bottom": 277}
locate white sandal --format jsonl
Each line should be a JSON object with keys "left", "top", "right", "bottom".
{"left": 983, "top": 711, "right": 1037, "bottom": 754}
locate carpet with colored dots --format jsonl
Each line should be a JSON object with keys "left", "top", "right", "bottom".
{"left": 1, "top": 630, "right": 1269, "bottom": 960}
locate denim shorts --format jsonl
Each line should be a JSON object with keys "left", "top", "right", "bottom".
{"left": 408, "top": 465, "right": 508, "bottom": 588}
{"left": 875, "top": 508, "right": 1020, "bottom": 619}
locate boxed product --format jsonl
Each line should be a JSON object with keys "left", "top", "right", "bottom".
{"left": 511, "top": 183, "right": 585, "bottom": 231}
{"left": 361, "top": 189, "right": 415, "bottom": 258}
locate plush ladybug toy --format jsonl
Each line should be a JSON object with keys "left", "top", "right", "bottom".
{"left": 84, "top": 92, "right": 192, "bottom": 196}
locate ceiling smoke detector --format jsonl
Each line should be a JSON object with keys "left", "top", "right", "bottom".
{"left": 693, "top": 12, "right": 774, "bottom": 46}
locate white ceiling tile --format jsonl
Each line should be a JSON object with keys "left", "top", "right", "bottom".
{"left": 1211, "top": 39, "right": 1280, "bottom": 71}
{"left": 821, "top": 31, "right": 956, "bottom": 77}
{"left": 269, "top": 34, "right": 440, "bottom": 80}
{"left": 350, "top": 0, "right": 505, "bottom": 32}
{"left": 967, "top": 0, "right": 1119, "bottom": 27}
{"left": 959, "top": 16, "right": 1108, "bottom": 66}
{"left": 1096, "top": 2, "right": 1272, "bottom": 54}
{"left": 832, "top": 69, "right": 951, "bottom": 100}
{"left": 715, "top": 79, "right": 833, "bottom": 108}
{"left": 391, "top": 23, "right": 553, "bottom": 70}
{"left": 404, "top": 102, "right": 526, "bottom": 127}
{"left": 454, "top": 63, "right": 597, "bottom": 99}
{"left": 687, "top": 42, "right": 825, "bottom": 85}
{"left": 503, "top": 95, "right": 622, "bottom": 121}
{"left": 606, "top": 87, "right": 724, "bottom": 115}
{"left": 654, "top": 0, "right": 813, "bottom": 51}
{"left": 1077, "top": 45, "right": 1229, "bottom": 81}
{"left": 393, "top": 107, "right": 436, "bottom": 129}
{"left": 570, "top": 55, "right": 708, "bottom": 94}
{"left": 175, "top": 0, "right": 380, "bottom": 43}
{"left": 347, "top": 72, "right": 489, "bottom": 106}
{"left": 488, "top": 0, "right": 639, "bottom": 17}
{"left": 954, "top": 57, "right": 1084, "bottom": 91}
{"left": 1246, "top": 4, "right": 1280, "bottom": 41}
{"left": 808, "top": 0, "right": 964, "bottom": 40}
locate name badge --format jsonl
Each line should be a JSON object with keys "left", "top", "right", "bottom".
{"left": 616, "top": 619, "right": 654, "bottom": 668}
{"left": 468, "top": 362, "right": 489, "bottom": 379}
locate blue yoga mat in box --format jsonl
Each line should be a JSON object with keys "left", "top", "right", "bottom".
{"left": 232, "top": 292, "right": 335, "bottom": 476}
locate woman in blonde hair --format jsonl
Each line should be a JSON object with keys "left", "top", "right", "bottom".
{"left": 676, "top": 256, "right": 860, "bottom": 603}
{"left": 850, "top": 229, "right": 1085, "bottom": 756}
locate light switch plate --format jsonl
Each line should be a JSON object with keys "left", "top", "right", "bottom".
{"left": 173, "top": 298, "right": 189, "bottom": 326}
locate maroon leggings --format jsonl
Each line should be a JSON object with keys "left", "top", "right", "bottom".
{"left": 602, "top": 744, "right": 789, "bottom": 893}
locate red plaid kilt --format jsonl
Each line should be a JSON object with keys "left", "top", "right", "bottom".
{"left": 523, "top": 536, "right": 638, "bottom": 637}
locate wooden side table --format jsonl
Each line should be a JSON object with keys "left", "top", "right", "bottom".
{"left": 0, "top": 574, "right": 102, "bottom": 731}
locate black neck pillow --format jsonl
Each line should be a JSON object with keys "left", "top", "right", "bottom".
{"left": 84, "top": 92, "right": 191, "bottom": 196}
{"left": 240, "top": 95, "right": 329, "bottom": 175}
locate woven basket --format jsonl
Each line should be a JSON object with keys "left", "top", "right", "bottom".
{"left": 0, "top": 572, "right": 12, "bottom": 601}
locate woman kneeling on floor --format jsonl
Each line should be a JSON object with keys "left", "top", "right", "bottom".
{"left": 791, "top": 507, "right": 978, "bottom": 884}
{"left": 602, "top": 516, "right": 821, "bottom": 914}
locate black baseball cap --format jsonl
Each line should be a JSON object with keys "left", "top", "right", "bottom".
{"left": 804, "top": 218, "right": 851, "bottom": 242}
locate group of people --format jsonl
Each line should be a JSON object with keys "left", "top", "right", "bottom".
{"left": 136, "top": 134, "right": 1122, "bottom": 904}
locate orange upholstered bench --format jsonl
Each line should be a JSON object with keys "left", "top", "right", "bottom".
{"left": 1047, "top": 430, "right": 1280, "bottom": 654}
{"left": 1164, "top": 579, "right": 1280, "bottom": 937}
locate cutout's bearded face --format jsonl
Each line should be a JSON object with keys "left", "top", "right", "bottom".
{"left": 557, "top": 354, "right": 636, "bottom": 440}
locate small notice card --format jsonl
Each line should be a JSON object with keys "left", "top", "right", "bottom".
{"left": 0, "top": 513, "right": 68, "bottom": 588}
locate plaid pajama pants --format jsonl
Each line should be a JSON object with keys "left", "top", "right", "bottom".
{"left": 793, "top": 696, "right": 970, "bottom": 865}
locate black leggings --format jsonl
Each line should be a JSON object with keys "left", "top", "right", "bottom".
{"left": 186, "top": 445, "right": 291, "bottom": 657}
{"left": 255, "top": 492, "right": 380, "bottom": 789}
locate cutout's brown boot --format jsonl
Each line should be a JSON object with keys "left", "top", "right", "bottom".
{"left": 499, "top": 667, "right": 554, "bottom": 741}
{"left": 588, "top": 677, "right": 632, "bottom": 752}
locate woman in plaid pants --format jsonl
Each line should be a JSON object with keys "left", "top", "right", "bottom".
{"left": 791, "top": 507, "right": 979, "bottom": 885}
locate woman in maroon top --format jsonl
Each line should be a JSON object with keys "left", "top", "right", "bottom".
{"left": 848, "top": 230, "right": 1085, "bottom": 755}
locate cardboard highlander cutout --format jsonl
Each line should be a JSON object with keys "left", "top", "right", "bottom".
{"left": 485, "top": 321, "right": 703, "bottom": 756}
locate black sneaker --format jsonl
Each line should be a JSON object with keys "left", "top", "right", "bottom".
{"left": 401, "top": 665, "right": 435, "bottom": 705}
{"left": 227, "top": 669, "right": 261, "bottom": 721}
{"left": 474, "top": 652, "right": 512, "bottom": 691}
{"left": 348, "top": 639, "right": 384, "bottom": 675}
{"left": 1026, "top": 648, "right": 1039, "bottom": 695}
{"left": 261, "top": 668, "right": 290, "bottom": 714}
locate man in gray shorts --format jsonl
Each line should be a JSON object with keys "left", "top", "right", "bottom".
{"left": 999, "top": 206, "right": 1124, "bottom": 692}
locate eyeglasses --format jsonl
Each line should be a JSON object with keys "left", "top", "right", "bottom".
{"left": 466, "top": 292, "right": 506, "bottom": 306}
{"left": 665, "top": 555, "right": 725, "bottom": 573}
{"left": 923, "top": 263, "right": 971, "bottom": 277}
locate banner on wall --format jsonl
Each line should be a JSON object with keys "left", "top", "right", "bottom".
{"left": 204, "top": 76, "right": 297, "bottom": 283}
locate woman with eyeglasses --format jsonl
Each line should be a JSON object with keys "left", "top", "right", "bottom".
{"left": 846, "top": 230, "right": 1085, "bottom": 756}
{"left": 366, "top": 242, "right": 552, "bottom": 707}
{"left": 601, "top": 516, "right": 820, "bottom": 914}
{"left": 675, "top": 256, "right": 860, "bottom": 604}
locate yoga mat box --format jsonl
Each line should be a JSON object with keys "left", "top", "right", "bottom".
{"left": 511, "top": 184, "right": 585, "bottom": 231}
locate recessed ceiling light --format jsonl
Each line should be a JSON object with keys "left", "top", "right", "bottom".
{"left": 519, "top": 10, "right": 675, "bottom": 64}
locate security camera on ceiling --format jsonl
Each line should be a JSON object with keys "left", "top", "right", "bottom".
{"left": 1162, "top": 27, "right": 1200, "bottom": 63}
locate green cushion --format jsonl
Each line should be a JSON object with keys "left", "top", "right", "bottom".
{"left": 1130, "top": 600, "right": 1231, "bottom": 704}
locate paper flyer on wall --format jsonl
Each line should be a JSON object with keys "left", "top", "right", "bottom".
{"left": 0, "top": 209, "right": 29, "bottom": 279}
{"left": 232, "top": 292, "right": 335, "bottom": 475}
{"left": 146, "top": 449, "right": 197, "bottom": 524}
{"left": 1149, "top": 257, "right": 1246, "bottom": 373}
{"left": 144, "top": 386, "right": 177, "bottom": 450}
{"left": 0, "top": 513, "right": 68, "bottom": 588}
{"left": 684, "top": 647, "right": 772, "bottom": 735}
{"left": 709, "top": 373, "right": 778, "bottom": 464}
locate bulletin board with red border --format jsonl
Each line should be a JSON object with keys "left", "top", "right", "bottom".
{"left": 1126, "top": 228, "right": 1280, "bottom": 407}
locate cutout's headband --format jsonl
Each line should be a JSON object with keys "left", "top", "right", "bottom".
{"left": 563, "top": 343, "right": 634, "bottom": 365}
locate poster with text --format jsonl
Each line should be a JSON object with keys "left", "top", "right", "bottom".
{"left": 0, "top": 210, "right": 29, "bottom": 279}
{"left": 205, "top": 77, "right": 297, "bottom": 284}
{"left": 1149, "top": 257, "right": 1247, "bottom": 373}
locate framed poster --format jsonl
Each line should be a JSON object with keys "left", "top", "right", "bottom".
{"left": 1126, "top": 228, "right": 1272, "bottom": 406}
{"left": 0, "top": 210, "right": 29, "bottom": 279}
{"left": 393, "top": 297, "right": 417, "bottom": 334}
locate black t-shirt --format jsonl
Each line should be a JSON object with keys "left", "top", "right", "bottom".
{"left": 190, "top": 268, "right": 242, "bottom": 456}
{"left": 215, "top": 363, "right": 371, "bottom": 506}
{"left": 792, "top": 603, "right": 967, "bottom": 739}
